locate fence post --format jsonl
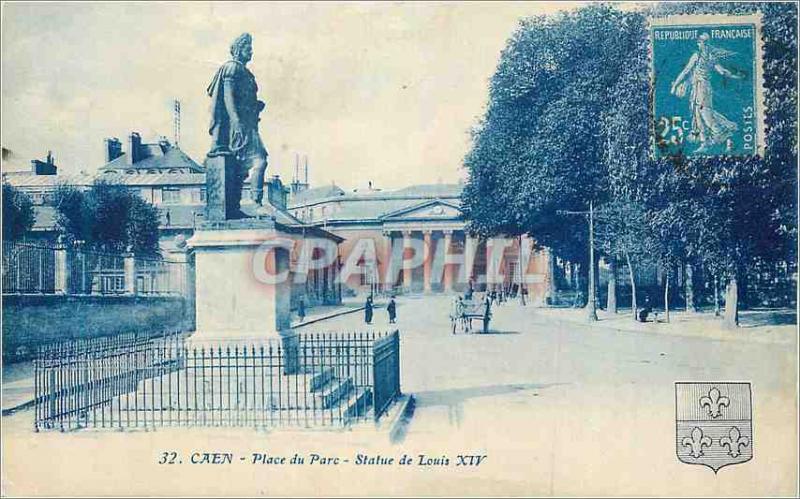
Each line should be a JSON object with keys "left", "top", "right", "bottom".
{"left": 124, "top": 249, "right": 137, "bottom": 296}
{"left": 54, "top": 238, "right": 69, "bottom": 295}
{"left": 168, "top": 238, "right": 196, "bottom": 330}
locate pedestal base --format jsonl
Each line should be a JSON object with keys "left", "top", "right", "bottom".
{"left": 187, "top": 221, "right": 291, "bottom": 342}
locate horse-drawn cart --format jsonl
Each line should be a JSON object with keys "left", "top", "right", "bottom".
{"left": 450, "top": 298, "right": 491, "bottom": 334}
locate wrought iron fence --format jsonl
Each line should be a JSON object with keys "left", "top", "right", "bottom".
{"left": 136, "top": 257, "right": 188, "bottom": 296}
{"left": 2, "top": 241, "right": 56, "bottom": 294}
{"left": 2, "top": 241, "right": 188, "bottom": 296}
{"left": 34, "top": 330, "right": 401, "bottom": 432}
{"left": 68, "top": 249, "right": 126, "bottom": 295}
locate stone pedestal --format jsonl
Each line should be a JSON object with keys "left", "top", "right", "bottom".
{"left": 186, "top": 220, "right": 296, "bottom": 370}
{"left": 205, "top": 154, "right": 243, "bottom": 221}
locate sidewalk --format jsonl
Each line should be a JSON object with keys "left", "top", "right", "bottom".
{"left": 290, "top": 297, "right": 366, "bottom": 328}
{"left": 1, "top": 298, "right": 374, "bottom": 415}
{"left": 533, "top": 305, "right": 797, "bottom": 345}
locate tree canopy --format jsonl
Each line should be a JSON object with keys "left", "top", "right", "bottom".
{"left": 53, "top": 181, "right": 161, "bottom": 256}
{"left": 462, "top": 2, "right": 797, "bottom": 324}
{"left": 2, "top": 183, "right": 35, "bottom": 241}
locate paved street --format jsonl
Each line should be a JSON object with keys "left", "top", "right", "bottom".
{"left": 2, "top": 295, "right": 797, "bottom": 496}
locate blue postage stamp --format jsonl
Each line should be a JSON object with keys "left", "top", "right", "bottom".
{"left": 650, "top": 14, "right": 764, "bottom": 158}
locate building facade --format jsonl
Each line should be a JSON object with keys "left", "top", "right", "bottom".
{"left": 287, "top": 183, "right": 553, "bottom": 304}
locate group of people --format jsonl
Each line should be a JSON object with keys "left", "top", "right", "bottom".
{"left": 484, "top": 284, "right": 529, "bottom": 307}
{"left": 364, "top": 295, "right": 397, "bottom": 325}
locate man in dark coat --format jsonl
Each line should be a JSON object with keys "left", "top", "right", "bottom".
{"left": 387, "top": 296, "right": 397, "bottom": 324}
{"left": 364, "top": 295, "right": 374, "bottom": 324}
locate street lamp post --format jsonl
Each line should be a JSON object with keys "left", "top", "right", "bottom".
{"left": 558, "top": 201, "right": 599, "bottom": 322}
{"left": 587, "top": 200, "right": 598, "bottom": 321}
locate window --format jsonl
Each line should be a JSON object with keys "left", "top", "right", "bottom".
{"left": 162, "top": 187, "right": 181, "bottom": 204}
{"left": 30, "top": 191, "right": 44, "bottom": 205}
{"left": 190, "top": 188, "right": 202, "bottom": 203}
{"left": 200, "top": 188, "right": 206, "bottom": 202}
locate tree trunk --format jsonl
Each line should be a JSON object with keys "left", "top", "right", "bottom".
{"left": 714, "top": 275, "right": 721, "bottom": 317}
{"left": 607, "top": 258, "right": 617, "bottom": 314}
{"left": 549, "top": 250, "right": 557, "bottom": 295}
{"left": 625, "top": 251, "right": 637, "bottom": 321}
{"left": 724, "top": 276, "right": 739, "bottom": 329}
{"left": 664, "top": 269, "right": 670, "bottom": 323}
{"left": 571, "top": 263, "right": 579, "bottom": 291}
{"left": 685, "top": 263, "right": 696, "bottom": 313}
{"left": 738, "top": 271, "right": 749, "bottom": 310}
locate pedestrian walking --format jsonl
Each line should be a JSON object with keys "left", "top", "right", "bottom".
{"left": 483, "top": 293, "right": 492, "bottom": 333}
{"left": 387, "top": 296, "right": 397, "bottom": 324}
{"left": 297, "top": 298, "right": 306, "bottom": 322}
{"left": 364, "top": 295, "right": 374, "bottom": 324}
{"left": 521, "top": 285, "right": 528, "bottom": 306}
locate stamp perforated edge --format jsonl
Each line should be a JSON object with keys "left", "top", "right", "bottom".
{"left": 647, "top": 13, "right": 766, "bottom": 159}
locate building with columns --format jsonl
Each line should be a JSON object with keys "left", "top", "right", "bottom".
{"left": 288, "top": 183, "right": 553, "bottom": 304}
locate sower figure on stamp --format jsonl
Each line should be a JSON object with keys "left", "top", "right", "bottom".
{"left": 207, "top": 33, "right": 271, "bottom": 216}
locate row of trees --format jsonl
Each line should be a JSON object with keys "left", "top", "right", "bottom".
{"left": 53, "top": 182, "right": 161, "bottom": 255}
{"left": 462, "top": 2, "right": 797, "bottom": 328}
{"left": 2, "top": 181, "right": 162, "bottom": 256}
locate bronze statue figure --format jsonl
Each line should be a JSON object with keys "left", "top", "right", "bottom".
{"left": 207, "top": 33, "right": 270, "bottom": 209}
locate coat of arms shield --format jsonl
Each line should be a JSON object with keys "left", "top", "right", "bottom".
{"left": 675, "top": 382, "right": 753, "bottom": 473}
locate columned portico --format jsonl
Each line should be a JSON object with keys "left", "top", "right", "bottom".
{"left": 442, "top": 230, "right": 454, "bottom": 292}
{"left": 383, "top": 223, "right": 465, "bottom": 294}
{"left": 423, "top": 230, "right": 433, "bottom": 293}
{"left": 402, "top": 230, "right": 413, "bottom": 292}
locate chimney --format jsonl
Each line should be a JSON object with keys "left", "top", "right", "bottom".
{"left": 104, "top": 137, "right": 122, "bottom": 163}
{"left": 267, "top": 174, "right": 287, "bottom": 210}
{"left": 127, "top": 132, "right": 141, "bottom": 165}
{"left": 30, "top": 151, "right": 57, "bottom": 175}
{"left": 304, "top": 155, "right": 309, "bottom": 184}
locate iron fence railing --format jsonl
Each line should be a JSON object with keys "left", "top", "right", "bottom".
{"left": 136, "top": 257, "right": 188, "bottom": 296}
{"left": 2, "top": 241, "right": 56, "bottom": 294}
{"left": 2, "top": 241, "right": 188, "bottom": 296}
{"left": 68, "top": 249, "right": 126, "bottom": 295}
{"left": 34, "top": 330, "right": 401, "bottom": 432}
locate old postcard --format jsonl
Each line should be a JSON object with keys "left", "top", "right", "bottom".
{"left": 1, "top": 1, "right": 797, "bottom": 497}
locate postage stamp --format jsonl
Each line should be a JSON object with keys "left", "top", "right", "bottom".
{"left": 650, "top": 14, "right": 765, "bottom": 158}
{"left": 675, "top": 382, "right": 753, "bottom": 473}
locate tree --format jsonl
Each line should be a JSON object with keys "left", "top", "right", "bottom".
{"left": 52, "top": 184, "right": 91, "bottom": 245}
{"left": 53, "top": 181, "right": 161, "bottom": 256}
{"left": 602, "top": 2, "right": 797, "bottom": 327}
{"left": 647, "top": 2, "right": 798, "bottom": 328}
{"left": 2, "top": 183, "right": 35, "bottom": 240}
{"left": 465, "top": 2, "right": 796, "bottom": 330}
{"left": 463, "top": 4, "right": 644, "bottom": 299}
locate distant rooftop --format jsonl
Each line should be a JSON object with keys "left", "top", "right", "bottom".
{"left": 289, "top": 182, "right": 462, "bottom": 208}
{"left": 99, "top": 133, "right": 204, "bottom": 174}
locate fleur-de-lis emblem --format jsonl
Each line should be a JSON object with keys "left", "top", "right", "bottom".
{"left": 720, "top": 427, "right": 750, "bottom": 458}
{"left": 682, "top": 427, "right": 712, "bottom": 458}
{"left": 699, "top": 387, "right": 730, "bottom": 419}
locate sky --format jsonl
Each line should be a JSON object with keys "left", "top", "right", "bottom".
{"left": 2, "top": 1, "right": 582, "bottom": 190}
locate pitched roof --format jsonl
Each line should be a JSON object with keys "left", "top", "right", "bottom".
{"left": 288, "top": 183, "right": 464, "bottom": 223}
{"left": 33, "top": 201, "right": 306, "bottom": 232}
{"left": 290, "top": 184, "right": 346, "bottom": 205}
{"left": 4, "top": 172, "right": 207, "bottom": 188}
{"left": 100, "top": 146, "right": 204, "bottom": 173}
